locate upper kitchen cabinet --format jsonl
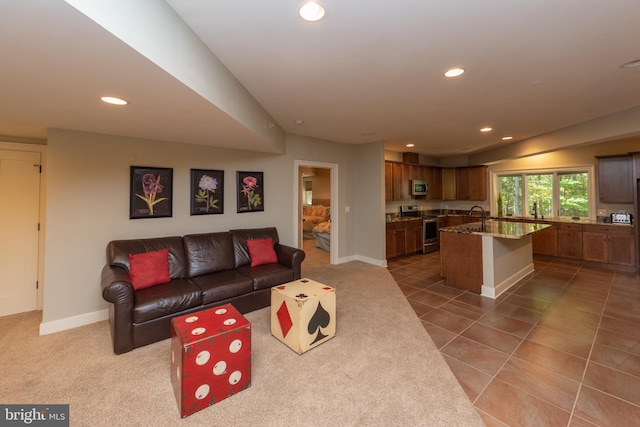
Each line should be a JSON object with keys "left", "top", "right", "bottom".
{"left": 424, "top": 166, "right": 442, "bottom": 200}
{"left": 441, "top": 168, "right": 456, "bottom": 200}
{"left": 385, "top": 162, "right": 393, "bottom": 202}
{"left": 596, "top": 154, "right": 633, "bottom": 203}
{"left": 455, "top": 166, "right": 487, "bottom": 201}
{"left": 390, "top": 162, "right": 412, "bottom": 201}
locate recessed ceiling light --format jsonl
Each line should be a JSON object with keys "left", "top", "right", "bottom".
{"left": 299, "top": 2, "right": 325, "bottom": 22}
{"left": 502, "top": 136, "right": 513, "bottom": 140}
{"left": 621, "top": 59, "right": 640, "bottom": 68}
{"left": 293, "top": 119, "right": 304, "bottom": 126}
{"left": 480, "top": 127, "right": 492, "bottom": 132}
{"left": 101, "top": 96, "right": 128, "bottom": 106}
{"left": 406, "top": 143, "right": 415, "bottom": 147}
{"left": 444, "top": 68, "right": 465, "bottom": 78}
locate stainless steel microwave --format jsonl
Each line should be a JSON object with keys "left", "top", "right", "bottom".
{"left": 411, "top": 179, "right": 428, "bottom": 196}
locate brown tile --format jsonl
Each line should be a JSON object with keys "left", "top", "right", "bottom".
{"left": 477, "top": 311, "right": 534, "bottom": 338}
{"left": 604, "top": 293, "right": 640, "bottom": 324}
{"left": 420, "top": 308, "right": 474, "bottom": 334}
{"left": 536, "top": 312, "right": 598, "bottom": 342}
{"left": 583, "top": 361, "right": 640, "bottom": 406}
{"left": 595, "top": 328, "right": 640, "bottom": 356}
{"left": 495, "top": 357, "right": 580, "bottom": 411}
{"left": 442, "top": 354, "right": 492, "bottom": 401}
{"left": 461, "top": 323, "right": 523, "bottom": 354}
{"left": 501, "top": 293, "right": 553, "bottom": 312}
{"left": 513, "top": 340, "right": 587, "bottom": 382}
{"left": 407, "top": 300, "right": 434, "bottom": 317}
{"left": 453, "top": 292, "right": 499, "bottom": 310}
{"left": 543, "top": 303, "right": 601, "bottom": 328}
{"left": 423, "top": 282, "right": 466, "bottom": 299}
{"left": 395, "top": 276, "right": 433, "bottom": 290}
{"left": 568, "top": 415, "right": 599, "bottom": 427}
{"left": 600, "top": 315, "right": 640, "bottom": 340}
{"left": 439, "top": 299, "right": 487, "bottom": 321}
{"left": 440, "top": 336, "right": 509, "bottom": 376}
{"left": 526, "top": 325, "right": 593, "bottom": 358}
{"left": 590, "top": 344, "right": 640, "bottom": 377}
{"left": 474, "top": 378, "right": 571, "bottom": 426}
{"left": 475, "top": 410, "right": 511, "bottom": 427}
{"left": 493, "top": 302, "right": 544, "bottom": 324}
{"left": 407, "top": 290, "right": 451, "bottom": 309}
{"left": 421, "top": 321, "right": 456, "bottom": 349}
{"left": 574, "top": 385, "right": 640, "bottom": 426}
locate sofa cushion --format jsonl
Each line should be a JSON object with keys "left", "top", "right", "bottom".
{"left": 128, "top": 249, "right": 171, "bottom": 290}
{"left": 191, "top": 270, "right": 254, "bottom": 305}
{"left": 247, "top": 238, "right": 278, "bottom": 267}
{"left": 230, "top": 227, "right": 280, "bottom": 268}
{"left": 237, "top": 264, "right": 295, "bottom": 291}
{"left": 183, "top": 232, "right": 235, "bottom": 278}
{"left": 133, "top": 278, "right": 202, "bottom": 323}
{"left": 108, "top": 236, "right": 187, "bottom": 279}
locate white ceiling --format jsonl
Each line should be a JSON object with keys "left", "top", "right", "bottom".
{"left": 1, "top": 0, "right": 639, "bottom": 158}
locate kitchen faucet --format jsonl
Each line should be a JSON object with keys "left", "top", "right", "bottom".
{"left": 469, "top": 205, "right": 485, "bottom": 231}
{"left": 532, "top": 201, "right": 538, "bottom": 219}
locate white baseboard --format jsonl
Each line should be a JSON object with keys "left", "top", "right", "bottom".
{"left": 336, "top": 254, "right": 386, "bottom": 267}
{"left": 482, "top": 263, "right": 534, "bottom": 299}
{"left": 39, "top": 309, "right": 109, "bottom": 336}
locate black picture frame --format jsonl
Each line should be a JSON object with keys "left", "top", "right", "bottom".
{"left": 236, "top": 171, "right": 264, "bottom": 213}
{"left": 190, "top": 169, "right": 224, "bottom": 215}
{"left": 129, "top": 166, "right": 173, "bottom": 219}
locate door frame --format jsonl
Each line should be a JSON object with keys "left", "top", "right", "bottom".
{"left": 293, "top": 160, "right": 338, "bottom": 265}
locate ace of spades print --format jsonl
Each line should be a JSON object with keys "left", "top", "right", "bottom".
{"left": 307, "top": 301, "right": 331, "bottom": 345}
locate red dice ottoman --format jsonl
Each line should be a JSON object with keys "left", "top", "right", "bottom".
{"left": 170, "top": 304, "right": 251, "bottom": 418}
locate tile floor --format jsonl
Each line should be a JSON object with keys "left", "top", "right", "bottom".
{"left": 388, "top": 251, "right": 640, "bottom": 427}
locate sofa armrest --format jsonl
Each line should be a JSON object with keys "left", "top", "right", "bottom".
{"left": 100, "top": 264, "right": 135, "bottom": 354}
{"left": 275, "top": 244, "right": 306, "bottom": 280}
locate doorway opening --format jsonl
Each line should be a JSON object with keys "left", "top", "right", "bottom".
{"left": 294, "top": 160, "right": 338, "bottom": 265}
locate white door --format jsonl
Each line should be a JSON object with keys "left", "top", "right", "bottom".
{"left": 0, "top": 150, "right": 41, "bottom": 316}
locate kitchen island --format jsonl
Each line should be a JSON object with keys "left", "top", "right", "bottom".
{"left": 440, "top": 219, "right": 550, "bottom": 298}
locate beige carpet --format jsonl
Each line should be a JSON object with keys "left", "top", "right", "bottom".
{"left": 0, "top": 247, "right": 483, "bottom": 426}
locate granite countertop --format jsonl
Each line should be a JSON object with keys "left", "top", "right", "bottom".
{"left": 440, "top": 219, "right": 551, "bottom": 239}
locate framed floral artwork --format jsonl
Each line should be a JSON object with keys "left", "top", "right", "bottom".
{"left": 237, "top": 171, "right": 264, "bottom": 213}
{"left": 190, "top": 169, "right": 224, "bottom": 215}
{"left": 130, "top": 166, "right": 173, "bottom": 219}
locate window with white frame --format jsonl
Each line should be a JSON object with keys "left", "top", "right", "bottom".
{"left": 493, "top": 167, "right": 593, "bottom": 219}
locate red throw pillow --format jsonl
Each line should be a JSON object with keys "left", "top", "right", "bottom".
{"left": 128, "top": 249, "right": 170, "bottom": 290}
{"left": 246, "top": 238, "right": 278, "bottom": 267}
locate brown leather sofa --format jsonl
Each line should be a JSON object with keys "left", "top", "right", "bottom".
{"left": 101, "top": 227, "right": 305, "bottom": 354}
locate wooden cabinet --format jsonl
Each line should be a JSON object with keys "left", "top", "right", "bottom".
{"left": 557, "top": 223, "right": 583, "bottom": 260}
{"left": 582, "top": 224, "right": 635, "bottom": 267}
{"left": 404, "top": 219, "right": 423, "bottom": 254}
{"left": 597, "top": 155, "right": 633, "bottom": 203}
{"left": 385, "top": 221, "right": 406, "bottom": 259}
{"left": 385, "top": 161, "right": 443, "bottom": 201}
{"left": 531, "top": 222, "right": 557, "bottom": 256}
{"left": 424, "top": 166, "right": 442, "bottom": 200}
{"left": 441, "top": 168, "right": 456, "bottom": 200}
{"left": 455, "top": 166, "right": 487, "bottom": 201}
{"left": 385, "top": 162, "right": 393, "bottom": 202}
{"left": 386, "top": 219, "right": 423, "bottom": 259}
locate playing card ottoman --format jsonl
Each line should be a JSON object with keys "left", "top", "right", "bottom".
{"left": 170, "top": 304, "right": 251, "bottom": 418}
{"left": 271, "top": 278, "right": 336, "bottom": 354}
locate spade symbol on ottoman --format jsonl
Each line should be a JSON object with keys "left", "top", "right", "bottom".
{"left": 308, "top": 302, "right": 330, "bottom": 345}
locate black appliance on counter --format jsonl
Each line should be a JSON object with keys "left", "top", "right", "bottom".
{"left": 399, "top": 205, "right": 439, "bottom": 254}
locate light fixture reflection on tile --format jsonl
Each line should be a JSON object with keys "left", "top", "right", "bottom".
{"left": 502, "top": 136, "right": 513, "bottom": 140}
{"left": 444, "top": 68, "right": 465, "bottom": 78}
{"left": 406, "top": 143, "right": 415, "bottom": 147}
{"left": 101, "top": 96, "right": 128, "bottom": 106}
{"left": 299, "top": 2, "right": 325, "bottom": 22}
{"left": 480, "top": 127, "right": 492, "bottom": 132}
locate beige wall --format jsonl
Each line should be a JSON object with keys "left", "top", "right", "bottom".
{"left": 40, "top": 129, "right": 385, "bottom": 328}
